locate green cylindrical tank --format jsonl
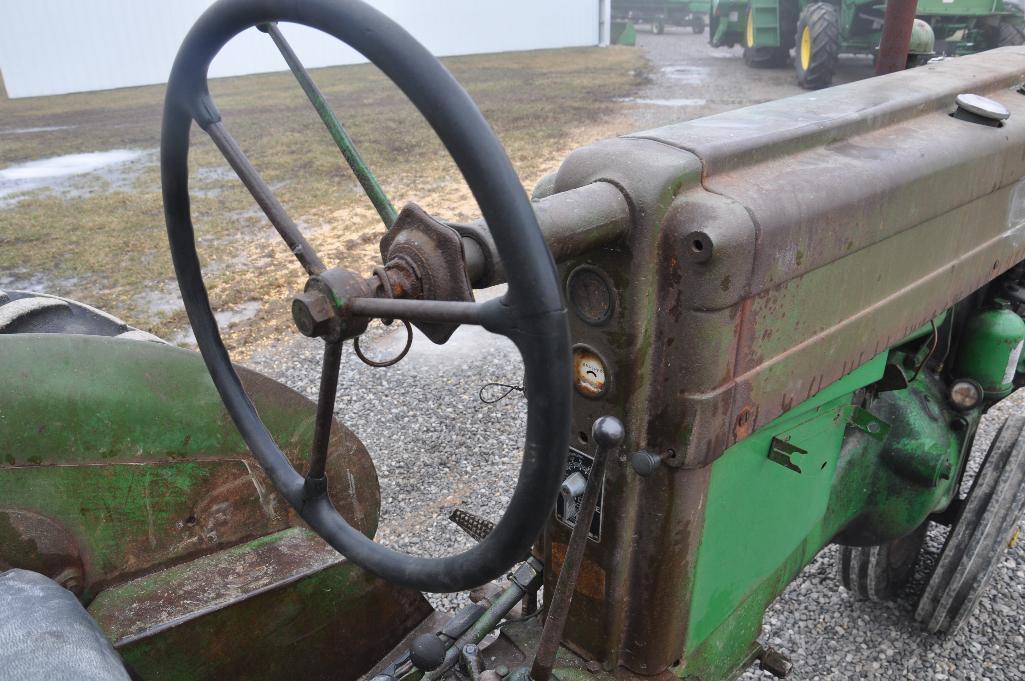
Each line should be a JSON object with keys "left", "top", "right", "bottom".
{"left": 955, "top": 301, "right": 1025, "bottom": 399}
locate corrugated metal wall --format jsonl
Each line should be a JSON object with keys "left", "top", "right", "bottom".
{"left": 0, "top": 1, "right": 599, "bottom": 99}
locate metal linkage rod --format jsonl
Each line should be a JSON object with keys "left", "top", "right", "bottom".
{"left": 261, "top": 22, "right": 398, "bottom": 228}
{"left": 423, "top": 558, "right": 544, "bottom": 681}
{"left": 204, "top": 120, "right": 326, "bottom": 275}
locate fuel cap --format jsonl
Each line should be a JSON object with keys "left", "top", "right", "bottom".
{"left": 955, "top": 93, "right": 1010, "bottom": 121}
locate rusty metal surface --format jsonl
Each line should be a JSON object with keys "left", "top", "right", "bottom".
{"left": 0, "top": 334, "right": 379, "bottom": 601}
{"left": 526, "top": 47, "right": 1025, "bottom": 676}
{"left": 631, "top": 47, "right": 1025, "bottom": 468}
{"left": 379, "top": 203, "right": 476, "bottom": 343}
{"left": 875, "top": 0, "right": 918, "bottom": 76}
{"left": 537, "top": 137, "right": 708, "bottom": 674}
{"left": 89, "top": 527, "right": 432, "bottom": 681}
{"left": 454, "top": 181, "right": 632, "bottom": 288}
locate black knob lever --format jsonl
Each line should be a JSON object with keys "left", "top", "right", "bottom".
{"left": 529, "top": 416, "right": 624, "bottom": 681}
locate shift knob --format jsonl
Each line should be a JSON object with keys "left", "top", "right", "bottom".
{"left": 410, "top": 633, "right": 446, "bottom": 671}
{"left": 591, "top": 416, "right": 625, "bottom": 450}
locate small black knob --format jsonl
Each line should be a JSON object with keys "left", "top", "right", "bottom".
{"left": 631, "top": 451, "right": 663, "bottom": 477}
{"left": 410, "top": 634, "right": 447, "bottom": 671}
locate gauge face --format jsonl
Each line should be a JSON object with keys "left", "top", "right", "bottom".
{"left": 573, "top": 346, "right": 608, "bottom": 398}
{"left": 567, "top": 266, "right": 614, "bottom": 325}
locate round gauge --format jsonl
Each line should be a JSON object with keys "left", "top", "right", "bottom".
{"left": 573, "top": 346, "right": 609, "bottom": 398}
{"left": 567, "top": 266, "right": 615, "bottom": 326}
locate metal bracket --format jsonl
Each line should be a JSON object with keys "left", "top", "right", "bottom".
{"left": 768, "top": 438, "right": 808, "bottom": 474}
{"left": 845, "top": 406, "right": 891, "bottom": 441}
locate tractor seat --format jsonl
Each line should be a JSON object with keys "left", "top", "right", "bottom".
{"left": 0, "top": 569, "right": 130, "bottom": 681}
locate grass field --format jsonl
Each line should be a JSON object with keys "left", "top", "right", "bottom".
{"left": 0, "top": 46, "right": 645, "bottom": 354}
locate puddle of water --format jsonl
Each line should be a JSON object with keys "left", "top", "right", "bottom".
{"left": 0, "top": 150, "right": 144, "bottom": 181}
{"left": 0, "top": 149, "right": 152, "bottom": 208}
{"left": 660, "top": 65, "right": 710, "bottom": 84}
{"left": 0, "top": 271, "right": 81, "bottom": 293}
{"left": 0, "top": 126, "right": 75, "bottom": 135}
{"left": 132, "top": 289, "right": 185, "bottom": 317}
{"left": 616, "top": 97, "right": 707, "bottom": 107}
{"left": 170, "top": 301, "right": 262, "bottom": 347}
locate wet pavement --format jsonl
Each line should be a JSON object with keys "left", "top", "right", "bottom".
{"left": 619, "top": 23, "right": 874, "bottom": 131}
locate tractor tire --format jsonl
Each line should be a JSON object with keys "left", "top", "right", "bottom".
{"left": 0, "top": 289, "right": 163, "bottom": 341}
{"left": 997, "top": 20, "right": 1025, "bottom": 47}
{"left": 914, "top": 415, "right": 1025, "bottom": 634}
{"left": 744, "top": 46, "right": 790, "bottom": 67}
{"left": 794, "top": 2, "right": 840, "bottom": 90}
{"left": 837, "top": 523, "right": 928, "bottom": 601}
{"left": 691, "top": 14, "right": 706, "bottom": 34}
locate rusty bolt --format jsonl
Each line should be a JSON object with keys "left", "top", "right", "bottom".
{"left": 291, "top": 291, "right": 335, "bottom": 338}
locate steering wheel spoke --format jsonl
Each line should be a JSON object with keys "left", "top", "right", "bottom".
{"left": 259, "top": 22, "right": 398, "bottom": 230}
{"left": 307, "top": 339, "right": 345, "bottom": 482}
{"left": 204, "top": 119, "right": 326, "bottom": 275}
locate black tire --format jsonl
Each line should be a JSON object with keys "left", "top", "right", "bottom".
{"left": 794, "top": 2, "right": 840, "bottom": 89}
{"left": 0, "top": 289, "right": 162, "bottom": 341}
{"left": 914, "top": 415, "right": 1025, "bottom": 634}
{"left": 744, "top": 46, "right": 789, "bottom": 67}
{"left": 997, "top": 20, "right": 1025, "bottom": 47}
{"left": 838, "top": 523, "right": 928, "bottom": 601}
{"left": 691, "top": 15, "right": 705, "bottom": 34}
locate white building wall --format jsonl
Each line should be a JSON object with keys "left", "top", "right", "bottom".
{"left": 0, "top": 1, "right": 599, "bottom": 99}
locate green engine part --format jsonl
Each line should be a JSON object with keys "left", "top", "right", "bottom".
{"left": 908, "top": 18, "right": 936, "bottom": 55}
{"left": 955, "top": 302, "right": 1025, "bottom": 399}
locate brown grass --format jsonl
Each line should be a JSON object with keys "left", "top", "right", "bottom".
{"left": 0, "top": 46, "right": 645, "bottom": 356}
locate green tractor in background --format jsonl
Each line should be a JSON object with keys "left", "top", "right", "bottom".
{"left": 709, "top": 0, "right": 1025, "bottom": 87}
{"left": 613, "top": 0, "right": 711, "bottom": 38}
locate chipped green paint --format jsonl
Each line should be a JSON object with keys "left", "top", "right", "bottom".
{"left": 90, "top": 528, "right": 432, "bottom": 681}
{"left": 0, "top": 334, "right": 380, "bottom": 602}
{"left": 680, "top": 343, "right": 977, "bottom": 679}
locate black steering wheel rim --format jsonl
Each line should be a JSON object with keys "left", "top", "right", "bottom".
{"left": 161, "top": 0, "right": 571, "bottom": 592}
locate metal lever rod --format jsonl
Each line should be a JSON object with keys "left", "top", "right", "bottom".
{"left": 260, "top": 22, "right": 398, "bottom": 229}
{"left": 529, "top": 416, "right": 624, "bottom": 681}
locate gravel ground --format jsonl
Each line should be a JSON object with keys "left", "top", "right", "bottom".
{"left": 245, "top": 26, "right": 1025, "bottom": 681}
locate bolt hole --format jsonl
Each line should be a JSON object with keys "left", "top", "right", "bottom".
{"left": 691, "top": 239, "right": 704, "bottom": 253}
{"left": 578, "top": 431, "right": 589, "bottom": 445}
{"left": 185, "top": 515, "right": 197, "bottom": 527}
{"left": 820, "top": 461, "right": 828, "bottom": 470}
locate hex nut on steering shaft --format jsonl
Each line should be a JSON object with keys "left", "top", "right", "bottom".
{"left": 291, "top": 267, "right": 371, "bottom": 342}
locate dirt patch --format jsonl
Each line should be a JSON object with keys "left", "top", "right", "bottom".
{"left": 0, "top": 46, "right": 645, "bottom": 358}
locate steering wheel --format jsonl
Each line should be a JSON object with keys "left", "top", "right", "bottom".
{"left": 161, "top": 0, "right": 571, "bottom": 592}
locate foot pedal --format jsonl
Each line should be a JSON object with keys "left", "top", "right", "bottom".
{"left": 449, "top": 509, "right": 495, "bottom": 542}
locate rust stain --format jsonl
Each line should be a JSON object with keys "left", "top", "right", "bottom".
{"left": 551, "top": 542, "right": 606, "bottom": 601}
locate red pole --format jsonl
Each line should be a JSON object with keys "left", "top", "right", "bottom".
{"left": 875, "top": 0, "right": 918, "bottom": 75}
